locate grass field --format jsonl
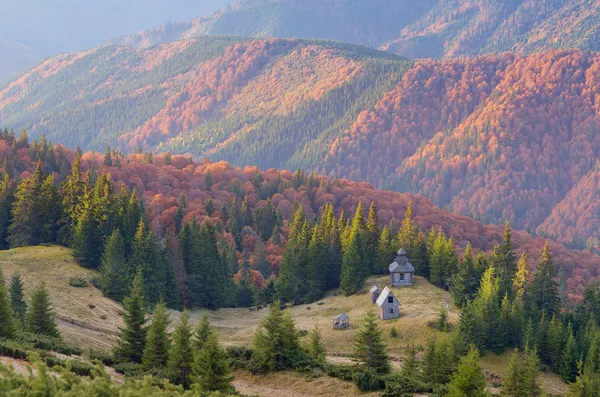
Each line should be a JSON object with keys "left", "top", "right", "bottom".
{"left": 0, "top": 245, "right": 568, "bottom": 396}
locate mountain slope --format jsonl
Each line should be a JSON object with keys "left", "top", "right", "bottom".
{"left": 4, "top": 39, "right": 600, "bottom": 247}
{"left": 113, "top": 0, "right": 600, "bottom": 59}
{"left": 0, "top": 0, "right": 231, "bottom": 81}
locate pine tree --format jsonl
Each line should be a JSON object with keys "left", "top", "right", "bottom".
{"left": 306, "top": 224, "right": 326, "bottom": 303}
{"left": 546, "top": 315, "right": 566, "bottom": 371}
{"left": 513, "top": 253, "right": 529, "bottom": 300}
{"left": 397, "top": 202, "right": 416, "bottom": 256}
{"left": 114, "top": 273, "right": 147, "bottom": 363}
{"left": 376, "top": 226, "right": 396, "bottom": 275}
{"left": 446, "top": 345, "right": 487, "bottom": 397}
{"left": 277, "top": 207, "right": 307, "bottom": 302}
{"left": 401, "top": 346, "right": 420, "bottom": 379}
{"left": 193, "top": 331, "right": 233, "bottom": 393}
{"left": 100, "top": 230, "right": 130, "bottom": 302}
{"left": 435, "top": 305, "right": 450, "bottom": 332}
{"left": 451, "top": 243, "right": 477, "bottom": 307}
{"left": 307, "top": 324, "right": 326, "bottom": 363}
{"left": 561, "top": 324, "right": 579, "bottom": 383}
{"left": 502, "top": 348, "right": 542, "bottom": 397}
{"left": 352, "top": 312, "right": 390, "bottom": 374}
{"left": 9, "top": 161, "right": 45, "bottom": 247}
{"left": 459, "top": 301, "right": 484, "bottom": 353}
{"left": 497, "top": 222, "right": 517, "bottom": 299}
{"left": 193, "top": 313, "right": 212, "bottom": 351}
{"left": 474, "top": 266, "right": 503, "bottom": 352}
{"left": 9, "top": 273, "right": 26, "bottom": 328}
{"left": 103, "top": 145, "right": 113, "bottom": 166}
{"left": 0, "top": 175, "right": 15, "bottom": 249}
{"left": 26, "top": 282, "right": 59, "bottom": 338}
{"left": 444, "top": 238, "right": 459, "bottom": 288}
{"left": 142, "top": 301, "right": 171, "bottom": 369}
{"left": 340, "top": 231, "right": 363, "bottom": 295}
{"left": 70, "top": 189, "right": 101, "bottom": 268}
{"left": 168, "top": 311, "right": 194, "bottom": 388}
{"left": 253, "top": 238, "right": 271, "bottom": 279}
{"left": 529, "top": 242, "right": 560, "bottom": 318}
{"left": 365, "top": 202, "right": 380, "bottom": 274}
{"left": 430, "top": 230, "right": 448, "bottom": 288}
{"left": 241, "top": 195, "right": 253, "bottom": 227}
{"left": 59, "top": 154, "right": 84, "bottom": 244}
{"left": 174, "top": 194, "right": 186, "bottom": 234}
{"left": 251, "top": 301, "right": 300, "bottom": 372}
{"left": 0, "top": 265, "right": 16, "bottom": 339}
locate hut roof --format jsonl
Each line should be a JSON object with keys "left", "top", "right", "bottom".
{"left": 376, "top": 287, "right": 397, "bottom": 307}
{"left": 389, "top": 248, "right": 415, "bottom": 273}
{"left": 334, "top": 313, "right": 349, "bottom": 321}
{"left": 369, "top": 285, "right": 381, "bottom": 294}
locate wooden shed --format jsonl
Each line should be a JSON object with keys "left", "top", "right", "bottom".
{"left": 369, "top": 285, "right": 381, "bottom": 303}
{"left": 389, "top": 248, "right": 415, "bottom": 287}
{"left": 376, "top": 287, "right": 399, "bottom": 320}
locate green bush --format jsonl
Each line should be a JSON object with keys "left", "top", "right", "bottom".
{"left": 390, "top": 327, "right": 398, "bottom": 338}
{"left": 113, "top": 362, "right": 146, "bottom": 377}
{"left": 226, "top": 346, "right": 253, "bottom": 369}
{"left": 353, "top": 370, "right": 385, "bottom": 391}
{"left": 88, "top": 276, "right": 102, "bottom": 290}
{"left": 381, "top": 374, "right": 431, "bottom": 396}
{"left": 68, "top": 276, "right": 88, "bottom": 288}
{"left": 88, "top": 349, "right": 115, "bottom": 366}
{"left": 0, "top": 339, "right": 30, "bottom": 359}
{"left": 322, "top": 362, "right": 354, "bottom": 381}
{"left": 19, "top": 332, "right": 82, "bottom": 355}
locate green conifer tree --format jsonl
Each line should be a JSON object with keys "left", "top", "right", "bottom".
{"left": 340, "top": 231, "right": 364, "bottom": 295}
{"left": 9, "top": 161, "right": 45, "bottom": 247}
{"left": 26, "top": 282, "right": 59, "bottom": 338}
{"left": 307, "top": 324, "right": 326, "bottom": 363}
{"left": 513, "top": 253, "right": 529, "bottom": 300}
{"left": 168, "top": 311, "right": 194, "bottom": 388}
{"left": 100, "top": 229, "right": 130, "bottom": 302}
{"left": 9, "top": 272, "right": 26, "bottom": 328}
{"left": 474, "top": 266, "right": 503, "bottom": 352}
{"left": 114, "top": 273, "right": 147, "bottom": 363}
{"left": 502, "top": 348, "right": 542, "bottom": 397}
{"left": 193, "top": 331, "right": 234, "bottom": 393}
{"left": 561, "top": 324, "right": 579, "bottom": 383}
{"left": 496, "top": 222, "right": 517, "bottom": 299}
{"left": 529, "top": 242, "right": 560, "bottom": 318}
{"left": 193, "top": 313, "right": 212, "bottom": 351}
{"left": 401, "top": 346, "right": 420, "bottom": 379}
{"left": 430, "top": 230, "right": 448, "bottom": 287}
{"left": 352, "top": 312, "right": 390, "bottom": 374}
{"left": 446, "top": 345, "right": 487, "bottom": 397}
{"left": 142, "top": 301, "right": 171, "bottom": 369}
{"left": 0, "top": 265, "right": 16, "bottom": 339}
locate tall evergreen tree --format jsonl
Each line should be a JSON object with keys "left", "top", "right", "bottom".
{"left": 474, "top": 266, "right": 503, "bottom": 352}
{"left": 277, "top": 207, "right": 308, "bottom": 302}
{"left": 307, "top": 324, "right": 326, "bottom": 363}
{"left": 513, "top": 253, "right": 529, "bottom": 300}
{"left": 496, "top": 222, "right": 517, "bottom": 299}
{"left": 251, "top": 301, "right": 301, "bottom": 372}
{"left": 26, "top": 282, "right": 59, "bottom": 338}
{"left": 306, "top": 223, "right": 326, "bottom": 302}
{"left": 9, "top": 273, "right": 26, "bottom": 327}
{"left": 446, "top": 345, "right": 487, "bottom": 397}
{"left": 142, "top": 301, "right": 171, "bottom": 369}
{"left": 100, "top": 230, "right": 130, "bottom": 302}
{"left": 529, "top": 242, "right": 560, "bottom": 318}
{"left": 9, "top": 161, "right": 45, "bottom": 247}
{"left": 429, "top": 229, "right": 448, "bottom": 288}
{"left": 193, "top": 313, "right": 212, "bottom": 351}
{"left": 365, "top": 202, "right": 380, "bottom": 274}
{"left": 174, "top": 194, "right": 186, "bottom": 234}
{"left": 114, "top": 273, "right": 147, "bottom": 363}
{"left": 376, "top": 226, "right": 396, "bottom": 275}
{"left": 451, "top": 243, "right": 478, "bottom": 307}
{"left": 168, "top": 311, "right": 194, "bottom": 388}
{"left": 502, "top": 348, "right": 542, "bottom": 397}
{"left": 561, "top": 324, "right": 579, "bottom": 383}
{"left": 0, "top": 265, "right": 16, "bottom": 339}
{"left": 352, "top": 312, "right": 390, "bottom": 374}
{"left": 59, "top": 154, "right": 84, "bottom": 244}
{"left": 340, "top": 230, "right": 364, "bottom": 295}
{"left": 193, "top": 331, "right": 234, "bottom": 393}
{"left": 0, "top": 175, "right": 15, "bottom": 249}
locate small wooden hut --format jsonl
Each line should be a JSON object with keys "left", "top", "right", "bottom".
{"left": 376, "top": 287, "right": 400, "bottom": 320}
{"left": 333, "top": 313, "right": 350, "bottom": 329}
{"left": 369, "top": 285, "right": 381, "bottom": 303}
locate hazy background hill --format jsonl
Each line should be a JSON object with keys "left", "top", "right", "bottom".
{"left": 0, "top": 0, "right": 231, "bottom": 81}
{"left": 113, "top": 0, "right": 600, "bottom": 59}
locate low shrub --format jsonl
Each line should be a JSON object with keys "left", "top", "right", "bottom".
{"left": 381, "top": 374, "right": 431, "bottom": 396}
{"left": 226, "top": 346, "right": 253, "bottom": 369}
{"left": 353, "top": 370, "right": 385, "bottom": 391}
{"left": 19, "top": 332, "right": 82, "bottom": 356}
{"left": 113, "top": 362, "right": 145, "bottom": 377}
{"left": 68, "top": 276, "right": 88, "bottom": 288}
{"left": 0, "top": 339, "right": 30, "bottom": 359}
{"left": 390, "top": 327, "right": 398, "bottom": 338}
{"left": 88, "top": 276, "right": 102, "bottom": 290}
{"left": 88, "top": 349, "right": 115, "bottom": 366}
{"left": 322, "top": 362, "right": 354, "bottom": 381}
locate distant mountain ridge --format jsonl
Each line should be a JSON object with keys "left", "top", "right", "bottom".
{"left": 111, "top": 0, "right": 600, "bottom": 59}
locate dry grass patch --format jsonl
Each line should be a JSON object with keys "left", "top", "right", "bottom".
{"left": 184, "top": 276, "right": 458, "bottom": 360}
{"left": 0, "top": 246, "right": 123, "bottom": 349}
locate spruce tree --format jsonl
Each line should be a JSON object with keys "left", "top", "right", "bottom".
{"left": 70, "top": 197, "right": 100, "bottom": 268}
{"left": 529, "top": 242, "right": 560, "bottom": 318}
{"left": 365, "top": 202, "right": 380, "bottom": 274}
{"left": 276, "top": 207, "right": 308, "bottom": 302}
{"left": 401, "top": 346, "right": 420, "bottom": 379}
{"left": 446, "top": 345, "right": 487, "bottom": 397}
{"left": 9, "top": 272, "right": 26, "bottom": 328}
{"left": 114, "top": 273, "right": 147, "bottom": 363}
{"left": 193, "top": 313, "right": 212, "bottom": 351}
{"left": 376, "top": 226, "right": 396, "bottom": 275}
{"left": 307, "top": 324, "right": 326, "bottom": 363}
{"left": 100, "top": 229, "right": 129, "bottom": 302}
{"left": 26, "top": 282, "right": 59, "bottom": 338}
{"left": 0, "top": 265, "right": 16, "bottom": 339}
{"left": 0, "top": 175, "right": 14, "bottom": 250}
{"left": 174, "top": 194, "right": 186, "bottom": 234}
{"left": 142, "top": 301, "right": 171, "bottom": 369}
{"left": 253, "top": 239, "right": 271, "bottom": 278}
{"left": 251, "top": 301, "right": 300, "bottom": 372}
{"left": 168, "top": 311, "right": 194, "bottom": 388}
{"left": 435, "top": 305, "right": 450, "bottom": 332}
{"left": 194, "top": 331, "right": 234, "bottom": 393}
{"left": 340, "top": 231, "right": 363, "bottom": 295}
{"left": 451, "top": 243, "right": 477, "bottom": 307}
{"left": 352, "top": 312, "right": 390, "bottom": 374}
{"left": 430, "top": 230, "right": 448, "bottom": 288}
{"left": 474, "top": 266, "right": 503, "bottom": 352}
{"left": 497, "top": 222, "right": 517, "bottom": 299}
{"left": 9, "top": 161, "right": 45, "bottom": 247}
{"left": 502, "top": 348, "right": 542, "bottom": 397}
{"left": 306, "top": 224, "right": 326, "bottom": 303}
{"left": 459, "top": 301, "right": 484, "bottom": 353}
{"left": 59, "top": 154, "right": 84, "bottom": 244}
{"left": 547, "top": 315, "right": 566, "bottom": 371}
{"left": 513, "top": 253, "right": 529, "bottom": 300}
{"left": 561, "top": 324, "right": 579, "bottom": 383}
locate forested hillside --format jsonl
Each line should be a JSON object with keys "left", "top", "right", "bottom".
{"left": 114, "top": 0, "right": 600, "bottom": 59}
{"left": 4, "top": 39, "right": 600, "bottom": 247}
